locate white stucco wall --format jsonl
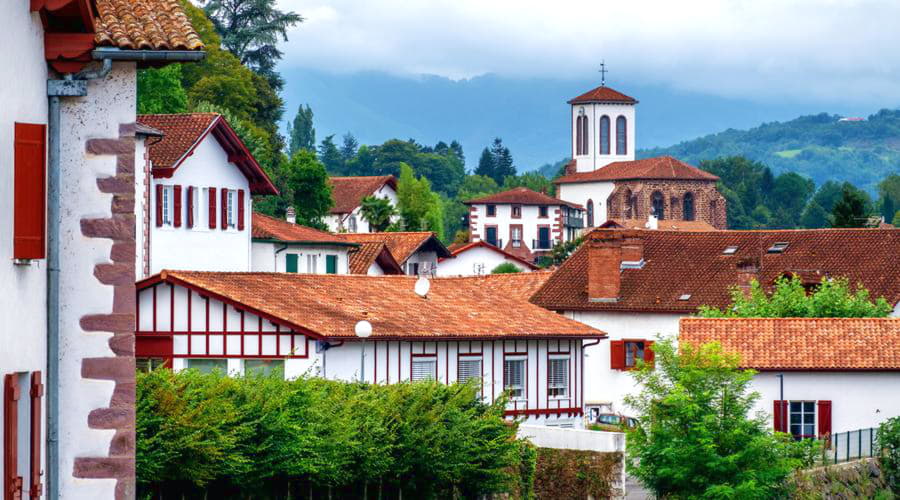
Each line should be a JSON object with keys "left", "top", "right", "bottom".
{"left": 324, "top": 183, "right": 398, "bottom": 233}
{"left": 571, "top": 102, "right": 636, "bottom": 172}
{"left": 404, "top": 250, "right": 438, "bottom": 275}
{"left": 367, "top": 262, "right": 386, "bottom": 275}
{"left": 250, "top": 241, "right": 350, "bottom": 274}
{"left": 0, "top": 4, "right": 48, "bottom": 493}
{"left": 470, "top": 203, "right": 566, "bottom": 253}
{"left": 149, "top": 133, "right": 252, "bottom": 274}
{"left": 557, "top": 181, "right": 616, "bottom": 227}
{"left": 57, "top": 62, "right": 138, "bottom": 499}
{"left": 436, "top": 247, "right": 532, "bottom": 276}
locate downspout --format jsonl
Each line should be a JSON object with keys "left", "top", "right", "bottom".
{"left": 274, "top": 243, "right": 288, "bottom": 271}
{"left": 45, "top": 57, "right": 112, "bottom": 500}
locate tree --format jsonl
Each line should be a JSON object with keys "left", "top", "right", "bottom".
{"left": 698, "top": 275, "right": 893, "bottom": 318}
{"left": 881, "top": 195, "right": 895, "bottom": 224}
{"left": 289, "top": 104, "right": 315, "bottom": 155}
{"left": 340, "top": 133, "right": 359, "bottom": 164}
{"left": 831, "top": 183, "right": 872, "bottom": 227}
{"left": 137, "top": 64, "right": 188, "bottom": 114}
{"left": 359, "top": 196, "right": 396, "bottom": 232}
{"left": 202, "top": 0, "right": 302, "bottom": 90}
{"left": 318, "top": 135, "right": 343, "bottom": 174}
{"left": 625, "top": 338, "right": 805, "bottom": 499}
{"left": 798, "top": 200, "right": 829, "bottom": 229}
{"left": 474, "top": 138, "right": 516, "bottom": 185}
{"left": 502, "top": 172, "right": 553, "bottom": 196}
{"left": 396, "top": 163, "right": 444, "bottom": 239}
{"left": 277, "top": 150, "right": 333, "bottom": 229}
{"left": 490, "top": 262, "right": 521, "bottom": 274}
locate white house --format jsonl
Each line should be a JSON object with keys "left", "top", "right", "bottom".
{"left": 324, "top": 175, "right": 398, "bottom": 233}
{"left": 529, "top": 227, "right": 900, "bottom": 419}
{"left": 680, "top": 318, "right": 900, "bottom": 437}
{"left": 251, "top": 211, "right": 358, "bottom": 274}
{"left": 135, "top": 271, "right": 605, "bottom": 427}
{"left": 136, "top": 113, "right": 278, "bottom": 276}
{"left": 437, "top": 241, "right": 539, "bottom": 276}
{"left": 554, "top": 84, "right": 727, "bottom": 229}
{"left": 347, "top": 241, "right": 405, "bottom": 275}
{"left": 464, "top": 187, "right": 585, "bottom": 263}
{"left": 1, "top": 0, "right": 203, "bottom": 497}
{"left": 341, "top": 232, "right": 451, "bottom": 276}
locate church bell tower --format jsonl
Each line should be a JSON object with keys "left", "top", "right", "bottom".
{"left": 569, "top": 67, "right": 638, "bottom": 173}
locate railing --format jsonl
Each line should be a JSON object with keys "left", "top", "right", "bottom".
{"left": 562, "top": 215, "right": 585, "bottom": 228}
{"left": 827, "top": 427, "right": 878, "bottom": 464}
{"left": 532, "top": 239, "right": 553, "bottom": 250}
{"left": 485, "top": 239, "right": 503, "bottom": 249}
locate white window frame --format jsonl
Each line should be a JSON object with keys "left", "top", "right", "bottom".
{"left": 457, "top": 356, "right": 482, "bottom": 396}
{"left": 789, "top": 401, "right": 817, "bottom": 439}
{"left": 161, "top": 185, "right": 173, "bottom": 226}
{"left": 243, "top": 359, "right": 286, "bottom": 378}
{"left": 504, "top": 356, "right": 526, "bottom": 400}
{"left": 547, "top": 355, "right": 570, "bottom": 399}
{"left": 200, "top": 187, "right": 210, "bottom": 230}
{"left": 307, "top": 254, "right": 318, "bottom": 273}
{"left": 511, "top": 227, "right": 522, "bottom": 248}
{"left": 226, "top": 190, "right": 236, "bottom": 228}
{"left": 186, "top": 358, "right": 227, "bottom": 374}
{"left": 411, "top": 355, "right": 437, "bottom": 381}
{"left": 348, "top": 215, "right": 358, "bottom": 233}
{"left": 190, "top": 186, "right": 200, "bottom": 230}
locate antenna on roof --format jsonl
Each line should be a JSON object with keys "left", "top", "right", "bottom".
{"left": 414, "top": 276, "right": 431, "bottom": 298}
{"left": 598, "top": 61, "right": 608, "bottom": 86}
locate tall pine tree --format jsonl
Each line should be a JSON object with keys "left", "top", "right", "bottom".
{"left": 831, "top": 184, "right": 871, "bottom": 227}
{"left": 289, "top": 104, "right": 315, "bottom": 155}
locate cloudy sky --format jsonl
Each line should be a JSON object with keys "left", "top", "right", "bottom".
{"left": 277, "top": 0, "right": 900, "bottom": 105}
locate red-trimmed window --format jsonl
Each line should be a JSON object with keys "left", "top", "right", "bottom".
{"left": 457, "top": 356, "right": 482, "bottom": 397}
{"left": 208, "top": 187, "right": 217, "bottom": 229}
{"left": 221, "top": 188, "right": 229, "bottom": 230}
{"left": 29, "top": 372, "right": 42, "bottom": 497}
{"left": 610, "top": 340, "right": 654, "bottom": 370}
{"left": 173, "top": 185, "right": 182, "bottom": 228}
{"left": 511, "top": 205, "right": 522, "bottom": 218}
{"left": 486, "top": 204, "right": 496, "bottom": 217}
{"left": 4, "top": 374, "right": 22, "bottom": 499}
{"left": 411, "top": 355, "right": 436, "bottom": 381}
{"left": 503, "top": 356, "right": 526, "bottom": 399}
{"left": 547, "top": 356, "right": 569, "bottom": 398}
{"left": 13, "top": 123, "right": 47, "bottom": 260}
{"left": 774, "top": 400, "right": 831, "bottom": 440}
{"left": 186, "top": 186, "right": 195, "bottom": 229}
{"left": 237, "top": 189, "right": 245, "bottom": 230}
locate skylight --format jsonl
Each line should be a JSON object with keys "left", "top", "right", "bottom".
{"left": 723, "top": 246, "right": 738, "bottom": 255}
{"left": 678, "top": 294, "right": 692, "bottom": 301}
{"left": 767, "top": 242, "right": 790, "bottom": 254}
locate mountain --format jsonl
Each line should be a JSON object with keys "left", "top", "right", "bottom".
{"left": 639, "top": 111, "right": 900, "bottom": 193}
{"left": 278, "top": 68, "right": 884, "bottom": 174}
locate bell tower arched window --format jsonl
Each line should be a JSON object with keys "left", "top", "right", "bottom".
{"left": 587, "top": 199, "right": 594, "bottom": 227}
{"left": 683, "top": 192, "right": 695, "bottom": 221}
{"left": 575, "top": 115, "right": 590, "bottom": 156}
{"left": 616, "top": 116, "right": 627, "bottom": 155}
{"left": 651, "top": 191, "right": 664, "bottom": 220}
{"left": 623, "top": 189, "right": 634, "bottom": 219}
{"left": 599, "top": 116, "right": 610, "bottom": 155}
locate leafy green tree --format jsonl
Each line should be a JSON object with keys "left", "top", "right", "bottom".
{"left": 544, "top": 236, "right": 584, "bottom": 267}
{"left": 798, "top": 200, "right": 829, "bottom": 228}
{"left": 202, "top": 0, "right": 302, "bottom": 90}
{"left": 491, "top": 262, "right": 521, "bottom": 274}
{"left": 625, "top": 338, "right": 805, "bottom": 499}
{"left": 318, "top": 134, "right": 343, "bottom": 173}
{"left": 137, "top": 64, "right": 188, "bottom": 114}
{"left": 502, "top": 172, "right": 554, "bottom": 196}
{"left": 698, "top": 275, "right": 893, "bottom": 318}
{"left": 339, "top": 133, "right": 359, "bottom": 164}
{"left": 831, "top": 183, "right": 872, "bottom": 227}
{"left": 475, "top": 138, "right": 516, "bottom": 184}
{"left": 396, "top": 163, "right": 444, "bottom": 238}
{"left": 275, "top": 150, "right": 334, "bottom": 229}
{"left": 359, "top": 195, "right": 396, "bottom": 232}
{"left": 881, "top": 195, "right": 895, "bottom": 224}
{"left": 289, "top": 104, "right": 315, "bottom": 155}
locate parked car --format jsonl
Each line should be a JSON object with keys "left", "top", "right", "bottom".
{"left": 591, "top": 413, "right": 638, "bottom": 431}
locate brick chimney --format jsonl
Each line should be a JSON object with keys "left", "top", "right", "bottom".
{"left": 587, "top": 235, "right": 622, "bottom": 302}
{"left": 736, "top": 257, "right": 760, "bottom": 295}
{"left": 621, "top": 235, "right": 644, "bottom": 264}
{"left": 286, "top": 206, "right": 296, "bottom": 224}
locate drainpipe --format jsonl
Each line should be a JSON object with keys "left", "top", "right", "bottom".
{"left": 45, "top": 57, "right": 112, "bottom": 500}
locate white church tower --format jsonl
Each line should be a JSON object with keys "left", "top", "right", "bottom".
{"left": 569, "top": 69, "right": 637, "bottom": 173}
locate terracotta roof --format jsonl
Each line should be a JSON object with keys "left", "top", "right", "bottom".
{"left": 329, "top": 176, "right": 397, "bottom": 214}
{"left": 464, "top": 187, "right": 583, "bottom": 209}
{"left": 441, "top": 241, "right": 540, "bottom": 270}
{"left": 554, "top": 156, "right": 719, "bottom": 184}
{"left": 95, "top": 0, "right": 204, "bottom": 51}
{"left": 252, "top": 213, "right": 354, "bottom": 245}
{"left": 531, "top": 228, "right": 900, "bottom": 313}
{"left": 348, "top": 241, "right": 404, "bottom": 275}
{"left": 568, "top": 85, "right": 638, "bottom": 105}
{"left": 137, "top": 113, "right": 277, "bottom": 195}
{"left": 680, "top": 318, "right": 900, "bottom": 371}
{"left": 144, "top": 270, "right": 604, "bottom": 340}
{"left": 600, "top": 218, "right": 718, "bottom": 231}
{"left": 341, "top": 232, "right": 451, "bottom": 263}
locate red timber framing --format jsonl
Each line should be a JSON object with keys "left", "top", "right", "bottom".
{"left": 136, "top": 280, "right": 316, "bottom": 363}
{"left": 4, "top": 374, "right": 22, "bottom": 500}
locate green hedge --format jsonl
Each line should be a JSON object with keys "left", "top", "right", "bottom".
{"left": 137, "top": 369, "right": 534, "bottom": 498}
{"left": 533, "top": 448, "right": 622, "bottom": 499}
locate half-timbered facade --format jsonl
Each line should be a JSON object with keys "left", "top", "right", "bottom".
{"left": 136, "top": 271, "right": 605, "bottom": 426}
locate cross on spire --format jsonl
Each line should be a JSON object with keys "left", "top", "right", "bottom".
{"left": 599, "top": 61, "right": 608, "bottom": 86}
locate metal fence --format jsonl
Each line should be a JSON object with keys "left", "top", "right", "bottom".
{"left": 826, "top": 427, "right": 878, "bottom": 464}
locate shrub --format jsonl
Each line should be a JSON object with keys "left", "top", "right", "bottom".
{"left": 879, "top": 416, "right": 900, "bottom": 492}
{"left": 491, "top": 262, "right": 522, "bottom": 274}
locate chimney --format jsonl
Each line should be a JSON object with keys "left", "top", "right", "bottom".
{"left": 587, "top": 235, "right": 622, "bottom": 302}
{"left": 621, "top": 235, "right": 644, "bottom": 264}
{"left": 736, "top": 257, "right": 760, "bottom": 295}
{"left": 286, "top": 206, "right": 296, "bottom": 224}
{"left": 645, "top": 213, "right": 658, "bottom": 230}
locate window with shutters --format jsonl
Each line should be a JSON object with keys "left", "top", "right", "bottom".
{"left": 161, "top": 185, "right": 173, "bottom": 226}
{"left": 189, "top": 187, "right": 199, "bottom": 229}
{"left": 511, "top": 226, "right": 522, "bottom": 248}
{"left": 226, "top": 190, "right": 236, "bottom": 228}
{"left": 307, "top": 254, "right": 318, "bottom": 273}
{"left": 548, "top": 356, "right": 569, "bottom": 398}
{"left": 458, "top": 357, "right": 482, "bottom": 396}
{"left": 789, "top": 401, "right": 816, "bottom": 439}
{"left": 325, "top": 255, "right": 338, "bottom": 274}
{"left": 411, "top": 356, "right": 436, "bottom": 381}
{"left": 611, "top": 340, "right": 654, "bottom": 370}
{"left": 13, "top": 123, "right": 47, "bottom": 260}
{"left": 504, "top": 357, "right": 525, "bottom": 399}
{"left": 4, "top": 372, "right": 39, "bottom": 500}
{"left": 625, "top": 341, "right": 645, "bottom": 368}
{"left": 285, "top": 254, "right": 299, "bottom": 273}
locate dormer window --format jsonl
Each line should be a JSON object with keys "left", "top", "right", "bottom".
{"left": 539, "top": 206, "right": 548, "bottom": 218}
{"left": 768, "top": 242, "right": 789, "bottom": 254}
{"left": 511, "top": 205, "right": 522, "bottom": 218}
{"left": 723, "top": 246, "right": 738, "bottom": 255}
{"left": 678, "top": 294, "right": 692, "bottom": 301}
{"left": 487, "top": 204, "right": 496, "bottom": 217}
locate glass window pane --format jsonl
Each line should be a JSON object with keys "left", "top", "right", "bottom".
{"left": 803, "top": 402, "right": 814, "bottom": 412}
{"left": 187, "top": 358, "right": 227, "bottom": 374}
{"left": 245, "top": 359, "right": 284, "bottom": 377}
{"left": 412, "top": 358, "right": 436, "bottom": 381}
{"left": 790, "top": 401, "right": 802, "bottom": 412}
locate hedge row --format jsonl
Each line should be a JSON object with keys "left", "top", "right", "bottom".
{"left": 136, "top": 369, "right": 534, "bottom": 499}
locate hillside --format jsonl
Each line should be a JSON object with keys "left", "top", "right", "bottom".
{"left": 639, "top": 110, "right": 900, "bottom": 193}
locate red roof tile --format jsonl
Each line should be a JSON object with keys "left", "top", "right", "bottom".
{"left": 531, "top": 228, "right": 900, "bottom": 313}
{"left": 680, "top": 318, "right": 900, "bottom": 371}
{"left": 94, "top": 0, "right": 204, "bottom": 50}
{"left": 568, "top": 85, "right": 638, "bottom": 105}
{"left": 600, "top": 218, "right": 718, "bottom": 231}
{"left": 348, "top": 241, "right": 404, "bottom": 275}
{"left": 464, "top": 187, "right": 583, "bottom": 209}
{"left": 137, "top": 113, "right": 277, "bottom": 195}
{"left": 329, "top": 176, "right": 397, "bottom": 214}
{"left": 554, "top": 156, "right": 719, "bottom": 184}
{"left": 341, "top": 232, "right": 451, "bottom": 263}
{"left": 252, "top": 213, "right": 353, "bottom": 245}
{"left": 145, "top": 270, "right": 604, "bottom": 340}
{"left": 442, "top": 241, "right": 540, "bottom": 270}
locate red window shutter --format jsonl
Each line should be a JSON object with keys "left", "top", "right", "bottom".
{"left": 186, "top": 186, "right": 194, "bottom": 229}
{"left": 30, "top": 372, "right": 43, "bottom": 498}
{"left": 644, "top": 341, "right": 655, "bottom": 366}
{"left": 817, "top": 400, "right": 832, "bottom": 439}
{"left": 155, "top": 185, "right": 163, "bottom": 227}
{"left": 610, "top": 340, "right": 625, "bottom": 370}
{"left": 4, "top": 374, "right": 22, "bottom": 500}
{"left": 208, "top": 187, "right": 217, "bottom": 229}
{"left": 173, "top": 185, "right": 182, "bottom": 228}
{"left": 237, "top": 189, "right": 245, "bottom": 231}
{"left": 221, "top": 188, "right": 228, "bottom": 230}
{"left": 14, "top": 123, "right": 47, "bottom": 260}
{"left": 773, "top": 400, "right": 787, "bottom": 433}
